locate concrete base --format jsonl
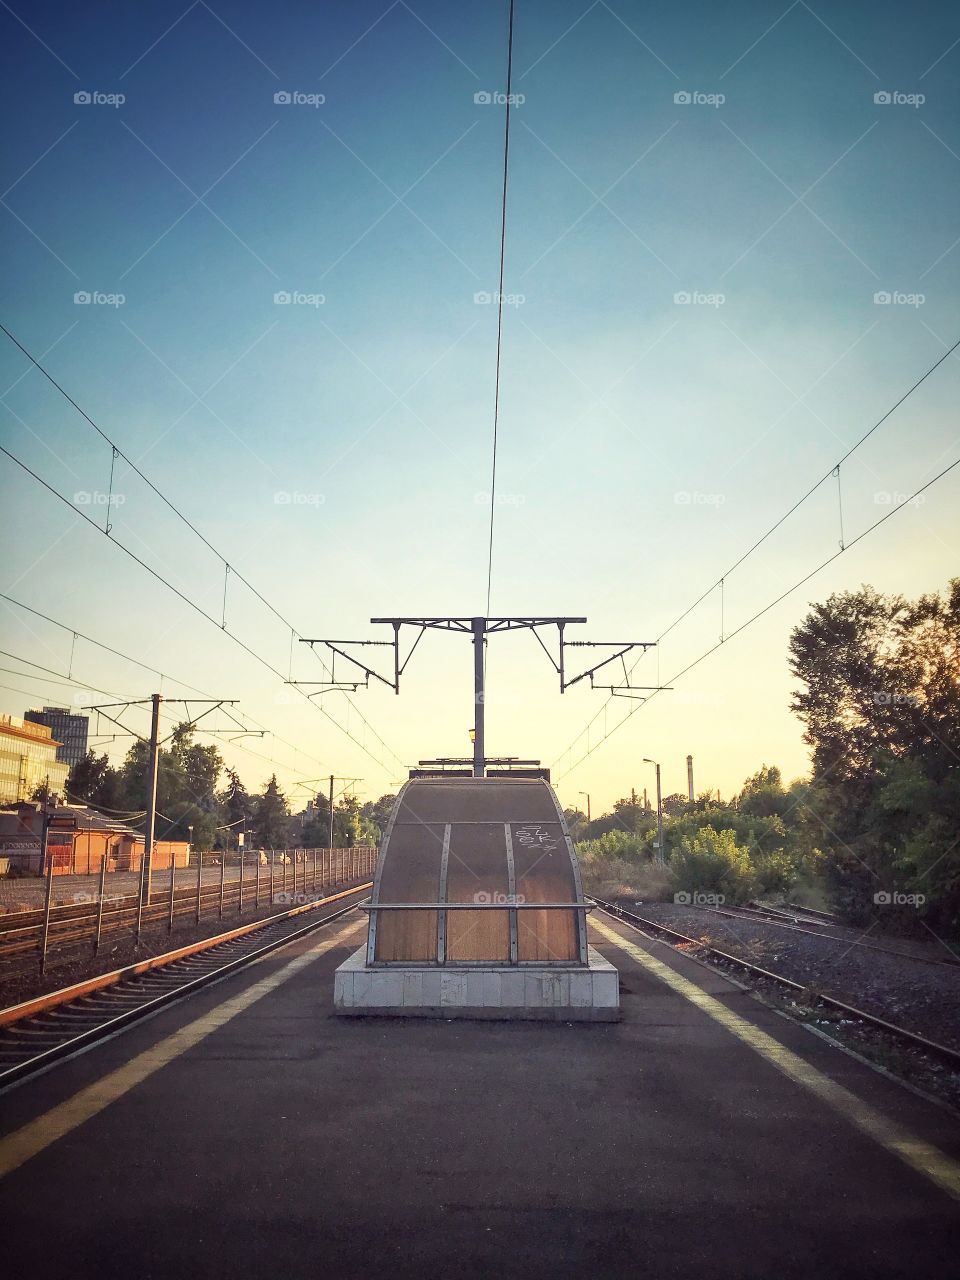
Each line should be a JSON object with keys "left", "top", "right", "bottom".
{"left": 333, "top": 945, "right": 620, "bottom": 1021}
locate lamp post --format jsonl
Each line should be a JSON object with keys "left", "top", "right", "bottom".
{"left": 643, "top": 759, "right": 664, "bottom": 867}
{"left": 578, "top": 791, "right": 591, "bottom": 826}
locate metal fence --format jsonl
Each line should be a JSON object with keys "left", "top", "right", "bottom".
{"left": 3, "top": 846, "right": 377, "bottom": 974}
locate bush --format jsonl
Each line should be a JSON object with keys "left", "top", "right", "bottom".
{"left": 578, "top": 855, "right": 675, "bottom": 903}
{"left": 577, "top": 829, "right": 649, "bottom": 862}
{"left": 670, "top": 827, "right": 754, "bottom": 903}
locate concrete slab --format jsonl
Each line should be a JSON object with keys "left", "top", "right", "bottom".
{"left": 333, "top": 945, "right": 620, "bottom": 1021}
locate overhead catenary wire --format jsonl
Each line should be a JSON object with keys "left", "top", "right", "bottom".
{"left": 0, "top": 595, "right": 323, "bottom": 771}
{"left": 3, "top": 662, "right": 325, "bottom": 793}
{"left": 0, "top": 439, "right": 403, "bottom": 780}
{"left": 0, "top": 324, "right": 403, "bottom": 778}
{"left": 485, "top": 0, "right": 516, "bottom": 616}
{"left": 555, "top": 454, "right": 960, "bottom": 778}
{"left": 552, "top": 333, "right": 960, "bottom": 773}
{"left": 0, "top": 609, "right": 319, "bottom": 774}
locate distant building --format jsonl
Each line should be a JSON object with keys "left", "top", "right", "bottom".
{"left": 0, "top": 715, "right": 70, "bottom": 804}
{"left": 24, "top": 706, "right": 89, "bottom": 768}
{"left": 0, "top": 802, "right": 189, "bottom": 876}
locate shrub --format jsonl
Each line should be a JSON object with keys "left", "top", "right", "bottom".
{"left": 670, "top": 827, "right": 754, "bottom": 903}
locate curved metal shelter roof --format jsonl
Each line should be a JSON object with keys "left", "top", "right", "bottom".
{"left": 366, "top": 777, "right": 588, "bottom": 966}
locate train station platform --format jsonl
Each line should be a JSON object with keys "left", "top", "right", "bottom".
{"left": 1, "top": 910, "right": 958, "bottom": 1279}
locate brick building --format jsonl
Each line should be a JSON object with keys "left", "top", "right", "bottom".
{"left": 0, "top": 802, "right": 189, "bottom": 876}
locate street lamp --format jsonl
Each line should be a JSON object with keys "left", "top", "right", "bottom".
{"left": 578, "top": 791, "right": 591, "bottom": 825}
{"left": 643, "top": 759, "right": 664, "bottom": 867}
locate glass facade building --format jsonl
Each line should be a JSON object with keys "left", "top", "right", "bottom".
{"left": 24, "top": 706, "right": 89, "bottom": 768}
{"left": 0, "top": 715, "right": 70, "bottom": 803}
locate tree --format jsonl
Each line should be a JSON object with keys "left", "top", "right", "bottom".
{"left": 253, "top": 775, "right": 290, "bottom": 849}
{"left": 361, "top": 794, "right": 397, "bottom": 842}
{"left": 66, "top": 749, "right": 122, "bottom": 809}
{"left": 218, "top": 767, "right": 253, "bottom": 850}
{"left": 789, "top": 580, "right": 960, "bottom": 931}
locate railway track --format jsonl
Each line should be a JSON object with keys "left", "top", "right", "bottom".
{"left": 692, "top": 900, "right": 960, "bottom": 968}
{"left": 592, "top": 897, "right": 960, "bottom": 1071}
{"left": 0, "top": 883, "right": 370, "bottom": 1091}
{"left": 0, "top": 856, "right": 373, "bottom": 966}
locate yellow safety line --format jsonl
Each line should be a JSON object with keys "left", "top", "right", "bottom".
{"left": 0, "top": 919, "right": 363, "bottom": 1179}
{"left": 591, "top": 915, "right": 960, "bottom": 1203}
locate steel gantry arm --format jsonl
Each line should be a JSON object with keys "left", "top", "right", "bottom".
{"left": 294, "top": 616, "right": 664, "bottom": 778}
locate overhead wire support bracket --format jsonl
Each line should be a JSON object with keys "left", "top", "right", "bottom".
{"left": 297, "top": 636, "right": 405, "bottom": 694}
{"left": 296, "top": 615, "right": 661, "bottom": 779}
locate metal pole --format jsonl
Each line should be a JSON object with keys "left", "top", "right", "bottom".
{"left": 219, "top": 849, "right": 226, "bottom": 918}
{"left": 94, "top": 854, "right": 107, "bottom": 953}
{"left": 687, "top": 754, "right": 695, "bottom": 803}
{"left": 39, "top": 809, "right": 54, "bottom": 975}
{"left": 283, "top": 849, "right": 288, "bottom": 896}
{"left": 196, "top": 850, "right": 203, "bottom": 923}
{"left": 142, "top": 692, "right": 162, "bottom": 905}
{"left": 472, "top": 617, "right": 485, "bottom": 778}
{"left": 328, "top": 774, "right": 334, "bottom": 856}
{"left": 270, "top": 848, "right": 275, "bottom": 905}
{"left": 656, "top": 763, "right": 664, "bottom": 867}
{"left": 168, "top": 856, "right": 176, "bottom": 931}
{"left": 312, "top": 846, "right": 317, "bottom": 894}
{"left": 239, "top": 843, "right": 245, "bottom": 913}
{"left": 256, "top": 851, "right": 261, "bottom": 908}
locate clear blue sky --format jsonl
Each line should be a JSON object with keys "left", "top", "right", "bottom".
{"left": 1, "top": 0, "right": 958, "bottom": 812}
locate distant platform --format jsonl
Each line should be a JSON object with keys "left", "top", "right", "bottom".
{"left": 334, "top": 943, "right": 619, "bottom": 1021}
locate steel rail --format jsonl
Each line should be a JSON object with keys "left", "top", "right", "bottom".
{"left": 591, "top": 898, "right": 960, "bottom": 1070}
{"left": 0, "top": 883, "right": 370, "bottom": 1090}
{"left": 691, "top": 901, "right": 960, "bottom": 969}
{"left": 0, "top": 856, "right": 376, "bottom": 964}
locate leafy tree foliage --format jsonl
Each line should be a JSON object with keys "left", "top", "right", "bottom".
{"left": 789, "top": 580, "right": 960, "bottom": 933}
{"left": 253, "top": 775, "right": 290, "bottom": 849}
{"left": 671, "top": 827, "right": 754, "bottom": 902}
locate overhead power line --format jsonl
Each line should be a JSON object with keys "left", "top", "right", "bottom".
{"left": 485, "top": 0, "right": 516, "bottom": 616}
{"left": 0, "top": 642, "right": 330, "bottom": 790}
{"left": 0, "top": 323, "right": 404, "bottom": 778}
{"left": 554, "top": 455, "right": 960, "bottom": 779}
{"left": 553, "top": 334, "right": 960, "bottom": 776}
